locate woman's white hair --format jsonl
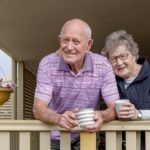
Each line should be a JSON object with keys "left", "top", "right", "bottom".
{"left": 101, "top": 30, "right": 139, "bottom": 59}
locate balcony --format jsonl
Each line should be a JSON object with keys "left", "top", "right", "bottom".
{"left": 0, "top": 120, "right": 150, "bottom": 150}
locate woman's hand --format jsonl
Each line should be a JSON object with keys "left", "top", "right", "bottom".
{"left": 119, "top": 102, "right": 139, "bottom": 120}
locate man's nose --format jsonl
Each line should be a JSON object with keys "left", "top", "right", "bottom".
{"left": 67, "top": 42, "right": 74, "bottom": 50}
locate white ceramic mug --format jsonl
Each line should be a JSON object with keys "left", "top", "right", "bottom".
{"left": 77, "top": 108, "right": 95, "bottom": 127}
{"left": 115, "top": 99, "right": 130, "bottom": 118}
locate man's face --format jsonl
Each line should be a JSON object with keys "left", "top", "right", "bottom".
{"left": 108, "top": 45, "right": 136, "bottom": 78}
{"left": 59, "top": 24, "right": 92, "bottom": 67}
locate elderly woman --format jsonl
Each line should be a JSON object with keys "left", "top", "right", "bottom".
{"left": 101, "top": 30, "right": 150, "bottom": 150}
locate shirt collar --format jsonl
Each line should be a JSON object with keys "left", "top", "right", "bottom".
{"left": 58, "top": 52, "right": 93, "bottom": 72}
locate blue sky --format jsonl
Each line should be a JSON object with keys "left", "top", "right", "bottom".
{"left": 0, "top": 49, "right": 11, "bottom": 80}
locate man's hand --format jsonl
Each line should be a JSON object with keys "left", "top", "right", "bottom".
{"left": 58, "top": 109, "right": 78, "bottom": 130}
{"left": 82, "top": 111, "right": 104, "bottom": 132}
{"left": 81, "top": 101, "right": 116, "bottom": 132}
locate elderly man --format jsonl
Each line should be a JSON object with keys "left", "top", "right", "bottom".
{"left": 33, "top": 18, "right": 119, "bottom": 150}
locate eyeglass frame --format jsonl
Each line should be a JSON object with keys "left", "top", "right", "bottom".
{"left": 108, "top": 53, "right": 129, "bottom": 64}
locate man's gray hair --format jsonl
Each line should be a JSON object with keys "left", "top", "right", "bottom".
{"left": 60, "top": 19, "right": 92, "bottom": 39}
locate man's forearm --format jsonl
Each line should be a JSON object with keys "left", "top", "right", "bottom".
{"left": 40, "top": 108, "right": 61, "bottom": 125}
{"left": 100, "top": 108, "right": 116, "bottom": 122}
{"left": 33, "top": 104, "right": 61, "bottom": 125}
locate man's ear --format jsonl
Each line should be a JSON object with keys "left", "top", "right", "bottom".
{"left": 58, "top": 35, "right": 61, "bottom": 43}
{"left": 87, "top": 39, "right": 93, "bottom": 50}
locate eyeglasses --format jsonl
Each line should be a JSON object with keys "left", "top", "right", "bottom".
{"left": 109, "top": 53, "right": 129, "bottom": 64}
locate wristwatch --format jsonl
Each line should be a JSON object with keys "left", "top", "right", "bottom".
{"left": 137, "top": 111, "right": 142, "bottom": 120}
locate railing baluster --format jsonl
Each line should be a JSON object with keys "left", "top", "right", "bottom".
{"left": 116, "top": 131, "right": 122, "bottom": 150}
{"left": 126, "top": 131, "right": 137, "bottom": 150}
{"left": 106, "top": 131, "right": 121, "bottom": 150}
{"left": 10, "top": 132, "right": 19, "bottom": 150}
{"left": 40, "top": 131, "right": 50, "bottom": 150}
{"left": 19, "top": 132, "right": 30, "bottom": 150}
{"left": 136, "top": 131, "right": 141, "bottom": 150}
{"left": 0, "top": 132, "right": 10, "bottom": 150}
{"left": 60, "top": 131, "right": 71, "bottom": 150}
{"left": 146, "top": 131, "right": 150, "bottom": 150}
{"left": 80, "top": 132, "right": 96, "bottom": 150}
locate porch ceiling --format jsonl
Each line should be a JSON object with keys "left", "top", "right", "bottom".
{"left": 0, "top": 0, "right": 150, "bottom": 73}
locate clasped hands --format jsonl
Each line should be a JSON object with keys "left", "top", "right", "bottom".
{"left": 58, "top": 109, "right": 103, "bottom": 132}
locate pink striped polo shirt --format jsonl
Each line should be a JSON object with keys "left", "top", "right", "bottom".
{"left": 34, "top": 51, "right": 119, "bottom": 140}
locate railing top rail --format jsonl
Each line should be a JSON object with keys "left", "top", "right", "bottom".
{"left": 0, "top": 120, "right": 150, "bottom": 131}
{"left": 101, "top": 120, "right": 150, "bottom": 131}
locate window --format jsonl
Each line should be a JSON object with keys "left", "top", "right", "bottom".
{"left": 0, "top": 49, "right": 12, "bottom": 81}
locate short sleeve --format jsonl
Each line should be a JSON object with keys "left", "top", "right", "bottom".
{"left": 34, "top": 58, "right": 53, "bottom": 102}
{"left": 101, "top": 62, "right": 119, "bottom": 104}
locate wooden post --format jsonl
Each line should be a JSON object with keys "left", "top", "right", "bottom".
{"left": 80, "top": 132, "right": 96, "bottom": 150}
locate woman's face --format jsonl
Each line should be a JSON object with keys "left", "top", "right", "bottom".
{"left": 108, "top": 45, "right": 137, "bottom": 79}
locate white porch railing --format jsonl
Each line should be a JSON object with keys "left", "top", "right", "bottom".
{"left": 0, "top": 120, "right": 150, "bottom": 150}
